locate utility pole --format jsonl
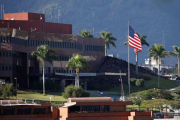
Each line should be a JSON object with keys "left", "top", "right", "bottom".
{"left": 119, "top": 70, "right": 124, "bottom": 101}
{"left": 14, "top": 77, "right": 17, "bottom": 100}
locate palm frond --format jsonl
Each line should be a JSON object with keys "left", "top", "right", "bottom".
{"left": 66, "top": 54, "right": 89, "bottom": 72}
{"left": 148, "top": 44, "right": 169, "bottom": 59}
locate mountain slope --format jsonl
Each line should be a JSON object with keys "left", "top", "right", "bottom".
{"left": 1, "top": 0, "right": 179, "bottom": 65}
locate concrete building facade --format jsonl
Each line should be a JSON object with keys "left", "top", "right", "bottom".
{"left": 0, "top": 13, "right": 105, "bottom": 89}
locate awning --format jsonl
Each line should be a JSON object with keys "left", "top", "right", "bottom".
{"left": 60, "top": 103, "right": 76, "bottom": 108}
{"left": 55, "top": 72, "right": 126, "bottom": 77}
{"left": 0, "top": 103, "right": 41, "bottom": 106}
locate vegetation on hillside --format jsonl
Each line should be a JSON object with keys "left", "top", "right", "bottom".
{"left": 110, "top": 73, "right": 179, "bottom": 93}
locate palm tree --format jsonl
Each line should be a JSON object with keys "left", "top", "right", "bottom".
{"left": 66, "top": 54, "right": 89, "bottom": 87}
{"left": 99, "top": 31, "right": 117, "bottom": 56}
{"left": 148, "top": 44, "right": 169, "bottom": 88}
{"left": 124, "top": 33, "right": 149, "bottom": 74}
{"left": 78, "top": 30, "right": 93, "bottom": 38}
{"left": 169, "top": 46, "right": 180, "bottom": 76}
{"left": 31, "top": 45, "right": 58, "bottom": 94}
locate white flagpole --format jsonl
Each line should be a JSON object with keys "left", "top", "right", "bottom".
{"left": 128, "top": 21, "right": 130, "bottom": 94}
{"left": 136, "top": 53, "right": 138, "bottom": 74}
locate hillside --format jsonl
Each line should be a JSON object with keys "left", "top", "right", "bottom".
{"left": 1, "top": 0, "right": 180, "bottom": 65}
{"left": 87, "top": 56, "right": 179, "bottom": 92}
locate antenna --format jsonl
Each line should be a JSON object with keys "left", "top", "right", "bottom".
{"left": 2, "top": 5, "right": 4, "bottom": 20}
{"left": 1, "top": 5, "right": 2, "bottom": 20}
{"left": 50, "top": 8, "right": 52, "bottom": 20}
{"left": 92, "top": 12, "right": 94, "bottom": 36}
{"left": 58, "top": 9, "right": 61, "bottom": 23}
{"left": 162, "top": 30, "right": 165, "bottom": 48}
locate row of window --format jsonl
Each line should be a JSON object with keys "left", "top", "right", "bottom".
{"left": 12, "top": 37, "right": 27, "bottom": 46}
{"left": 29, "top": 55, "right": 72, "bottom": 61}
{"left": 69, "top": 105, "right": 110, "bottom": 113}
{"left": 53, "top": 69, "right": 76, "bottom": 73}
{"left": 0, "top": 66, "right": 16, "bottom": 71}
{"left": 0, "top": 36, "right": 104, "bottom": 52}
{"left": 0, "top": 51, "right": 22, "bottom": 59}
{"left": 1, "top": 108, "right": 46, "bottom": 115}
{"left": 27, "top": 40, "right": 83, "bottom": 50}
{"left": 84, "top": 45, "right": 104, "bottom": 52}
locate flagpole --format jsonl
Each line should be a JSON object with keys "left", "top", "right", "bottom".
{"left": 136, "top": 53, "right": 138, "bottom": 74}
{"left": 128, "top": 21, "right": 130, "bottom": 94}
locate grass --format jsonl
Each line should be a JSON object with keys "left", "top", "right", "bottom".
{"left": 1, "top": 89, "right": 101, "bottom": 105}
{"left": 11, "top": 90, "right": 67, "bottom": 102}
{"left": 110, "top": 73, "right": 179, "bottom": 93}
{"left": 89, "top": 94, "right": 101, "bottom": 97}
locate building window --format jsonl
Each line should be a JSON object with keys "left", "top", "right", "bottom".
{"left": 9, "top": 66, "right": 11, "bottom": 71}
{"left": 74, "top": 43, "right": 76, "bottom": 49}
{"left": 6, "top": 52, "right": 8, "bottom": 57}
{"left": 2, "top": 66, "right": 4, "bottom": 71}
{"left": 102, "top": 106, "right": 110, "bottom": 112}
{"left": 33, "top": 108, "right": 46, "bottom": 114}
{"left": 4, "top": 109, "right": 15, "bottom": 115}
{"left": 17, "top": 108, "right": 31, "bottom": 115}
{"left": 82, "top": 106, "right": 100, "bottom": 112}
{"left": 69, "top": 106, "right": 80, "bottom": 113}
{"left": 6, "top": 66, "right": 8, "bottom": 71}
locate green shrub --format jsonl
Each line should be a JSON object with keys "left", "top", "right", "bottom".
{"left": 63, "top": 85, "right": 90, "bottom": 99}
{"left": 135, "top": 79, "right": 144, "bottom": 88}
{"left": 1, "top": 83, "right": 16, "bottom": 99}
{"left": 130, "top": 78, "right": 137, "bottom": 86}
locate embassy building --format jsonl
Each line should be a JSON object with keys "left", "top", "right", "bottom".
{"left": 0, "top": 12, "right": 105, "bottom": 89}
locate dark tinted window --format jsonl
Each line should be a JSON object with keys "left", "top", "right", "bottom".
{"left": 4, "top": 109, "right": 15, "bottom": 115}
{"left": 33, "top": 108, "right": 46, "bottom": 114}
{"left": 82, "top": 106, "right": 100, "bottom": 112}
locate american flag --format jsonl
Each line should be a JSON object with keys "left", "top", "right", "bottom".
{"left": 1, "top": 43, "right": 12, "bottom": 50}
{"left": 128, "top": 25, "right": 142, "bottom": 54}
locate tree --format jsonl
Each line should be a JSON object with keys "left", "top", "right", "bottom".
{"left": 126, "top": 94, "right": 145, "bottom": 111}
{"left": 78, "top": 30, "right": 93, "bottom": 38}
{"left": 169, "top": 46, "right": 180, "bottom": 76}
{"left": 62, "top": 85, "right": 90, "bottom": 99}
{"left": 31, "top": 45, "right": 58, "bottom": 95}
{"left": 1, "top": 83, "right": 16, "bottom": 99}
{"left": 66, "top": 54, "right": 89, "bottom": 87}
{"left": 135, "top": 79, "right": 144, "bottom": 88}
{"left": 124, "top": 33, "right": 149, "bottom": 74}
{"left": 99, "top": 31, "right": 117, "bottom": 56}
{"left": 141, "top": 99, "right": 170, "bottom": 112}
{"left": 148, "top": 44, "right": 169, "bottom": 88}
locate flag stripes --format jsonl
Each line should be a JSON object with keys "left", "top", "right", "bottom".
{"left": 128, "top": 25, "right": 142, "bottom": 54}
{"left": 1, "top": 43, "right": 12, "bottom": 50}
